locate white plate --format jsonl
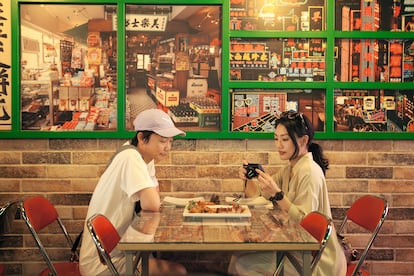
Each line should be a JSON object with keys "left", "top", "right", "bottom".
{"left": 163, "top": 196, "right": 205, "bottom": 206}
{"left": 183, "top": 218, "right": 251, "bottom": 226}
{"left": 183, "top": 204, "right": 251, "bottom": 218}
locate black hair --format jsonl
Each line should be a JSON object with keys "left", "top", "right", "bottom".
{"left": 130, "top": 130, "right": 154, "bottom": 146}
{"left": 274, "top": 112, "right": 329, "bottom": 175}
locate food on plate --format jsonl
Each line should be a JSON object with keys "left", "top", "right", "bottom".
{"left": 186, "top": 200, "right": 247, "bottom": 214}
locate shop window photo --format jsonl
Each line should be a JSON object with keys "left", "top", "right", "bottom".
{"left": 124, "top": 5, "right": 222, "bottom": 132}
{"left": 230, "top": 89, "right": 326, "bottom": 133}
{"left": 20, "top": 4, "right": 117, "bottom": 131}
{"left": 230, "top": 0, "right": 326, "bottom": 31}
{"left": 334, "top": 89, "right": 414, "bottom": 132}
{"left": 230, "top": 38, "right": 326, "bottom": 82}
{"left": 334, "top": 39, "right": 414, "bottom": 82}
{"left": 335, "top": 0, "right": 413, "bottom": 32}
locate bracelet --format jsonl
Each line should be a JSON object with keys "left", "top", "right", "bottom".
{"left": 269, "top": 191, "right": 284, "bottom": 203}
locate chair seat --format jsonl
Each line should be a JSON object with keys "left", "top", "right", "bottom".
{"left": 39, "top": 262, "right": 80, "bottom": 276}
{"left": 346, "top": 263, "right": 370, "bottom": 276}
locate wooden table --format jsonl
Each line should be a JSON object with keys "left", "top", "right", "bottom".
{"left": 118, "top": 205, "right": 319, "bottom": 276}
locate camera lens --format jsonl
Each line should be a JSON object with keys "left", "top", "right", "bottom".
{"left": 245, "top": 165, "right": 258, "bottom": 179}
{"left": 246, "top": 170, "right": 255, "bottom": 179}
{"left": 244, "top": 163, "right": 263, "bottom": 179}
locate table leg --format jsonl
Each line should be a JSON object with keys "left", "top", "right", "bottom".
{"left": 125, "top": 251, "right": 134, "bottom": 276}
{"left": 302, "top": 250, "right": 312, "bottom": 276}
{"left": 141, "top": 252, "right": 150, "bottom": 276}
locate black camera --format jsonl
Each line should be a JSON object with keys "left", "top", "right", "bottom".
{"left": 243, "top": 163, "right": 264, "bottom": 179}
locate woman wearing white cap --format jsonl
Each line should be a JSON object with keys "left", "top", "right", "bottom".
{"left": 80, "top": 109, "right": 187, "bottom": 276}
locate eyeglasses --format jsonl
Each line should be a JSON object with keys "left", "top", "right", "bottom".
{"left": 280, "top": 111, "right": 301, "bottom": 119}
{"left": 279, "top": 111, "right": 309, "bottom": 131}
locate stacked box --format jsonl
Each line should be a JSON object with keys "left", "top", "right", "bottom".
{"left": 156, "top": 87, "right": 180, "bottom": 107}
{"left": 187, "top": 78, "right": 207, "bottom": 98}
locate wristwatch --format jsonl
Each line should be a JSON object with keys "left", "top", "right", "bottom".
{"left": 269, "top": 191, "right": 284, "bottom": 203}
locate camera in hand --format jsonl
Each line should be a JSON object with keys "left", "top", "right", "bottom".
{"left": 244, "top": 163, "right": 264, "bottom": 179}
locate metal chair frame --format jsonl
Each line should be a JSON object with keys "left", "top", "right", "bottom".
{"left": 337, "top": 195, "right": 389, "bottom": 276}
{"left": 0, "top": 201, "right": 19, "bottom": 234}
{"left": 274, "top": 211, "right": 333, "bottom": 275}
{"left": 0, "top": 201, "right": 18, "bottom": 217}
{"left": 87, "top": 213, "right": 141, "bottom": 276}
{"left": 20, "top": 196, "right": 80, "bottom": 276}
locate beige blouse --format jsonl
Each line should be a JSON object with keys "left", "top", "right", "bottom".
{"left": 272, "top": 152, "right": 347, "bottom": 276}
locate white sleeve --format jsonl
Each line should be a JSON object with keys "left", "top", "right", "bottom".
{"left": 115, "top": 149, "right": 155, "bottom": 200}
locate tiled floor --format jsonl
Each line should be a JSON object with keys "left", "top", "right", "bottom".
{"left": 126, "top": 87, "right": 157, "bottom": 129}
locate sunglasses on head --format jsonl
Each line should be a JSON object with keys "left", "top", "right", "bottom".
{"left": 280, "top": 111, "right": 308, "bottom": 131}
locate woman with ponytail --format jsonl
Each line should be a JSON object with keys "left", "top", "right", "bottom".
{"left": 228, "top": 111, "right": 346, "bottom": 276}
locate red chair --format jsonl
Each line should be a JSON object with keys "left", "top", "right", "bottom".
{"left": 274, "top": 211, "right": 332, "bottom": 275}
{"left": 87, "top": 214, "right": 141, "bottom": 276}
{"left": 338, "top": 195, "right": 389, "bottom": 276}
{"left": 20, "top": 196, "right": 80, "bottom": 276}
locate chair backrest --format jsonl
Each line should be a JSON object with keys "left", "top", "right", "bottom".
{"left": 338, "top": 195, "right": 389, "bottom": 276}
{"left": 22, "top": 196, "right": 58, "bottom": 231}
{"left": 87, "top": 213, "right": 121, "bottom": 276}
{"left": 20, "top": 196, "right": 74, "bottom": 276}
{"left": 300, "top": 211, "right": 333, "bottom": 270}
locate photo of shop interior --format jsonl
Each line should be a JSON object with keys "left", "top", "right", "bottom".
{"left": 19, "top": 4, "right": 222, "bottom": 132}
{"left": 231, "top": 89, "right": 326, "bottom": 132}
{"left": 334, "top": 90, "right": 414, "bottom": 132}
{"left": 230, "top": 38, "right": 326, "bottom": 82}
{"left": 124, "top": 5, "right": 222, "bottom": 132}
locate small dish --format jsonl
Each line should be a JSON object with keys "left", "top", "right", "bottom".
{"left": 163, "top": 196, "right": 205, "bottom": 207}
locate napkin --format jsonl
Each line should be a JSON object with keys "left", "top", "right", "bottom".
{"left": 162, "top": 196, "right": 205, "bottom": 206}
{"left": 225, "top": 196, "right": 272, "bottom": 207}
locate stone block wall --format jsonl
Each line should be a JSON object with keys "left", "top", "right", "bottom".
{"left": 0, "top": 138, "right": 413, "bottom": 275}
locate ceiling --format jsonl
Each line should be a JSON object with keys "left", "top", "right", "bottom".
{"left": 20, "top": 4, "right": 221, "bottom": 40}
{"left": 21, "top": 4, "right": 106, "bottom": 34}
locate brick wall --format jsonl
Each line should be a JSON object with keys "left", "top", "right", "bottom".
{"left": 0, "top": 138, "right": 413, "bottom": 275}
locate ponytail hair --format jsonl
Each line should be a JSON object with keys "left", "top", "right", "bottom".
{"left": 308, "top": 142, "right": 329, "bottom": 175}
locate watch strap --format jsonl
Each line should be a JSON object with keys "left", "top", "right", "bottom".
{"left": 269, "top": 191, "right": 284, "bottom": 202}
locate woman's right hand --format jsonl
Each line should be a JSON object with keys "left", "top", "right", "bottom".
{"left": 255, "top": 169, "right": 279, "bottom": 196}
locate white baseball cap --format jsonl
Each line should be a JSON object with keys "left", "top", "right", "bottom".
{"left": 133, "top": 109, "right": 185, "bottom": 137}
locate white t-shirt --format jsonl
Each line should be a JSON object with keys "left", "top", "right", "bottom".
{"left": 79, "top": 143, "right": 158, "bottom": 275}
